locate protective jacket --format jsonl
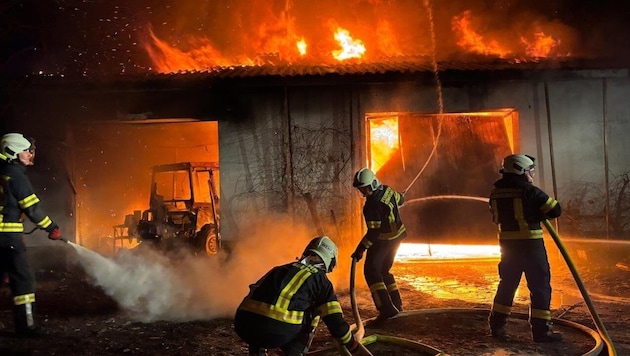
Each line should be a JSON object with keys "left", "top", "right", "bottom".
{"left": 234, "top": 261, "right": 354, "bottom": 352}
{"left": 490, "top": 174, "right": 561, "bottom": 240}
{"left": 0, "top": 153, "right": 57, "bottom": 236}
{"left": 357, "top": 185, "right": 406, "bottom": 250}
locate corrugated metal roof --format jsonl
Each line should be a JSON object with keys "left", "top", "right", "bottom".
{"left": 143, "top": 56, "right": 629, "bottom": 81}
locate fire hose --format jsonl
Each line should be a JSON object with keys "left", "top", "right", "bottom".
{"left": 24, "top": 226, "right": 69, "bottom": 243}
{"left": 543, "top": 219, "right": 617, "bottom": 356}
{"left": 306, "top": 258, "right": 446, "bottom": 355}
{"left": 343, "top": 258, "right": 445, "bottom": 356}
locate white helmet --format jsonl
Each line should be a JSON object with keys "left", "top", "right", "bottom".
{"left": 1, "top": 133, "right": 34, "bottom": 161}
{"left": 302, "top": 235, "right": 338, "bottom": 273}
{"left": 500, "top": 154, "right": 535, "bottom": 175}
{"left": 352, "top": 167, "right": 382, "bottom": 191}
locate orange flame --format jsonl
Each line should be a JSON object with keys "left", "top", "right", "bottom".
{"left": 451, "top": 10, "right": 511, "bottom": 58}
{"left": 143, "top": 26, "right": 247, "bottom": 72}
{"left": 296, "top": 38, "right": 307, "bottom": 56}
{"left": 332, "top": 28, "right": 366, "bottom": 61}
{"left": 521, "top": 31, "right": 559, "bottom": 58}
{"left": 369, "top": 117, "right": 399, "bottom": 173}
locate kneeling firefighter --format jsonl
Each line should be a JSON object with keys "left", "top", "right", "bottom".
{"left": 234, "top": 236, "right": 362, "bottom": 356}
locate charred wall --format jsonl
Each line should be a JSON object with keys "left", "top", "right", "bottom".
{"left": 3, "top": 67, "right": 630, "bottom": 253}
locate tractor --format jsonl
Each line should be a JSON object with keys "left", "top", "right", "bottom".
{"left": 134, "top": 162, "right": 221, "bottom": 256}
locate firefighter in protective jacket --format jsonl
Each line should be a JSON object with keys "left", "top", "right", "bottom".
{"left": 351, "top": 167, "right": 406, "bottom": 322}
{"left": 488, "top": 154, "right": 562, "bottom": 343}
{"left": 234, "top": 236, "right": 362, "bottom": 356}
{"left": 0, "top": 133, "right": 63, "bottom": 337}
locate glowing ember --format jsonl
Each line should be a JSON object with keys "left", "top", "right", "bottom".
{"left": 332, "top": 28, "right": 366, "bottom": 61}
{"left": 397, "top": 243, "right": 500, "bottom": 260}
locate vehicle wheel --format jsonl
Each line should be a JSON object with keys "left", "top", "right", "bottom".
{"left": 197, "top": 224, "right": 219, "bottom": 256}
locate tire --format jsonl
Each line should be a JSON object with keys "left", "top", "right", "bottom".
{"left": 196, "top": 224, "right": 219, "bottom": 256}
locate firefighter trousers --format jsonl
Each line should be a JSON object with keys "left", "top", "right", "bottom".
{"left": 364, "top": 238, "right": 403, "bottom": 310}
{"left": 492, "top": 239, "right": 552, "bottom": 315}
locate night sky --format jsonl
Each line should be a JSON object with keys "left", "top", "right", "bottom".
{"left": 1, "top": 0, "right": 630, "bottom": 78}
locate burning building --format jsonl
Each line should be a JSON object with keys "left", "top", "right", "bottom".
{"left": 2, "top": 0, "right": 630, "bottom": 260}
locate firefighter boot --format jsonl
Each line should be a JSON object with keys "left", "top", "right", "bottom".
{"left": 14, "top": 303, "right": 44, "bottom": 338}
{"left": 388, "top": 288, "right": 403, "bottom": 312}
{"left": 488, "top": 311, "right": 508, "bottom": 339}
{"left": 531, "top": 318, "right": 562, "bottom": 343}
{"left": 372, "top": 289, "right": 399, "bottom": 323}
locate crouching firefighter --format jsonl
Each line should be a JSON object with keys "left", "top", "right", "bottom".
{"left": 0, "top": 133, "right": 64, "bottom": 337}
{"left": 234, "top": 236, "right": 363, "bottom": 356}
{"left": 488, "top": 154, "right": 563, "bottom": 343}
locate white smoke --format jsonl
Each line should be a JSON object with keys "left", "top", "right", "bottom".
{"left": 66, "top": 214, "right": 315, "bottom": 323}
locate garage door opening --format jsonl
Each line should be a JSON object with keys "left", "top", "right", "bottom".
{"left": 365, "top": 109, "right": 518, "bottom": 259}
{"left": 67, "top": 119, "right": 219, "bottom": 253}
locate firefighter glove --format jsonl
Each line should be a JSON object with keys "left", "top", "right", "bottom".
{"left": 48, "top": 227, "right": 62, "bottom": 240}
{"left": 351, "top": 245, "right": 366, "bottom": 261}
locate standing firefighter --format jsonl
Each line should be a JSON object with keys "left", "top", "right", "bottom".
{"left": 234, "top": 236, "right": 362, "bottom": 356}
{"left": 351, "top": 167, "right": 406, "bottom": 322}
{"left": 0, "top": 133, "right": 63, "bottom": 337}
{"left": 488, "top": 154, "right": 562, "bottom": 342}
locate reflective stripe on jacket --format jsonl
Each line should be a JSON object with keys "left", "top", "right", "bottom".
{"left": 360, "top": 185, "right": 407, "bottom": 248}
{"left": 237, "top": 262, "right": 353, "bottom": 345}
{"left": 489, "top": 174, "right": 561, "bottom": 240}
{"left": 0, "top": 154, "right": 55, "bottom": 233}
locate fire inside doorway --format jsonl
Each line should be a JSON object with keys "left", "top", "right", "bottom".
{"left": 67, "top": 120, "right": 219, "bottom": 253}
{"left": 365, "top": 109, "right": 519, "bottom": 258}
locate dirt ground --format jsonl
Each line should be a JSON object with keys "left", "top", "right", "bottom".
{"left": 1, "top": 239, "right": 629, "bottom": 356}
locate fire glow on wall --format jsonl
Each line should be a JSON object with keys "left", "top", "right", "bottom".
{"left": 366, "top": 109, "right": 519, "bottom": 258}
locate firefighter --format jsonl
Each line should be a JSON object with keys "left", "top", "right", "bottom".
{"left": 488, "top": 154, "right": 562, "bottom": 343}
{"left": 234, "top": 236, "right": 362, "bottom": 356}
{"left": 0, "top": 133, "right": 63, "bottom": 337}
{"left": 351, "top": 167, "right": 406, "bottom": 322}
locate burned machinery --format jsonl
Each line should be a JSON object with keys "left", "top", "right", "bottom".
{"left": 131, "top": 162, "right": 222, "bottom": 255}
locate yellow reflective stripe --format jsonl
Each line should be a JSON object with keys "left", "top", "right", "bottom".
{"left": 19, "top": 194, "right": 40, "bottom": 209}
{"left": 376, "top": 225, "right": 406, "bottom": 240}
{"left": 386, "top": 282, "right": 398, "bottom": 292}
{"left": 381, "top": 188, "right": 399, "bottom": 232}
{"left": 36, "top": 216, "right": 52, "bottom": 229}
{"left": 239, "top": 298, "right": 304, "bottom": 324}
{"left": 541, "top": 197, "right": 558, "bottom": 213}
{"left": 317, "top": 301, "right": 342, "bottom": 317}
{"left": 513, "top": 198, "right": 528, "bottom": 231}
{"left": 491, "top": 303, "right": 512, "bottom": 315}
{"left": 530, "top": 308, "right": 551, "bottom": 320}
{"left": 366, "top": 220, "right": 380, "bottom": 229}
{"left": 360, "top": 239, "right": 373, "bottom": 248}
{"left": 369, "top": 282, "right": 387, "bottom": 293}
{"left": 339, "top": 329, "right": 352, "bottom": 344}
{"left": 0, "top": 222, "right": 24, "bottom": 232}
{"left": 277, "top": 268, "right": 312, "bottom": 310}
{"left": 499, "top": 229, "right": 544, "bottom": 240}
{"left": 14, "top": 293, "right": 36, "bottom": 305}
